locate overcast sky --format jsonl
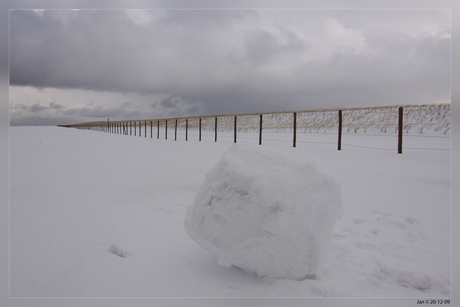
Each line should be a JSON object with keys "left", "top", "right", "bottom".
{"left": 9, "top": 9, "right": 450, "bottom": 126}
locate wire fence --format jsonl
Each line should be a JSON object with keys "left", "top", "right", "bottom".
{"left": 58, "top": 104, "right": 450, "bottom": 154}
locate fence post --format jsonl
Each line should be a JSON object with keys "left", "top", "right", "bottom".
{"left": 175, "top": 119, "right": 178, "bottom": 141}
{"left": 151, "top": 121, "right": 152, "bottom": 138}
{"left": 338, "top": 110, "right": 342, "bottom": 151}
{"left": 215, "top": 117, "right": 218, "bottom": 142}
{"left": 165, "top": 120, "right": 168, "bottom": 140}
{"left": 145, "top": 121, "right": 147, "bottom": 138}
{"left": 139, "top": 121, "right": 141, "bottom": 137}
{"left": 130, "top": 121, "right": 132, "bottom": 135}
{"left": 199, "top": 118, "right": 202, "bottom": 142}
{"left": 293, "top": 112, "right": 297, "bottom": 148}
{"left": 186, "top": 118, "right": 188, "bottom": 141}
{"left": 259, "top": 114, "right": 263, "bottom": 145}
{"left": 234, "top": 116, "right": 237, "bottom": 143}
{"left": 398, "top": 107, "right": 403, "bottom": 154}
{"left": 157, "top": 121, "right": 160, "bottom": 139}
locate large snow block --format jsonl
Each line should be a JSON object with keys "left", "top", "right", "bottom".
{"left": 184, "top": 144, "right": 343, "bottom": 280}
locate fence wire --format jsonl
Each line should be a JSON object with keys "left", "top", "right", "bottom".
{"left": 59, "top": 104, "right": 451, "bottom": 153}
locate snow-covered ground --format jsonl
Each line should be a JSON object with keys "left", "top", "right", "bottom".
{"left": 9, "top": 126, "right": 450, "bottom": 299}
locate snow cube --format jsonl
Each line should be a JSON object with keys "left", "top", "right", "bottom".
{"left": 184, "top": 144, "right": 343, "bottom": 280}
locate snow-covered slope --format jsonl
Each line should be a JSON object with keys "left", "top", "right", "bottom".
{"left": 189, "top": 104, "right": 451, "bottom": 135}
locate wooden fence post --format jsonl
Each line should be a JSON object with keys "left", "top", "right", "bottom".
{"left": 145, "top": 121, "right": 147, "bottom": 138}
{"left": 139, "top": 121, "right": 141, "bottom": 137}
{"left": 186, "top": 119, "right": 188, "bottom": 141}
{"left": 151, "top": 121, "right": 152, "bottom": 138}
{"left": 199, "top": 118, "right": 202, "bottom": 142}
{"left": 259, "top": 114, "right": 263, "bottom": 145}
{"left": 234, "top": 116, "right": 237, "bottom": 143}
{"left": 175, "top": 119, "right": 178, "bottom": 141}
{"left": 165, "top": 120, "right": 168, "bottom": 140}
{"left": 293, "top": 112, "right": 297, "bottom": 148}
{"left": 338, "top": 110, "right": 342, "bottom": 151}
{"left": 215, "top": 117, "right": 218, "bottom": 142}
{"left": 157, "top": 121, "right": 160, "bottom": 139}
{"left": 130, "top": 121, "right": 132, "bottom": 135}
{"left": 398, "top": 107, "right": 403, "bottom": 154}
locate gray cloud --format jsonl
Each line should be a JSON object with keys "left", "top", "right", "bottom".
{"left": 9, "top": 9, "right": 451, "bottom": 125}
{"left": 239, "top": 27, "right": 307, "bottom": 66}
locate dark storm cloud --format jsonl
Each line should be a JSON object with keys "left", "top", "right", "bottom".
{"left": 63, "top": 105, "right": 141, "bottom": 118}
{"left": 10, "top": 10, "right": 260, "bottom": 94}
{"left": 13, "top": 101, "right": 64, "bottom": 113}
{"left": 9, "top": 9, "right": 451, "bottom": 124}
{"left": 29, "top": 103, "right": 48, "bottom": 113}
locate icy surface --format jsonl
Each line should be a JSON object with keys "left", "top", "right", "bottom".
{"left": 184, "top": 144, "right": 343, "bottom": 280}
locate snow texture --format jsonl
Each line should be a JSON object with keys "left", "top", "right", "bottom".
{"left": 9, "top": 127, "right": 450, "bottom": 298}
{"left": 184, "top": 144, "right": 343, "bottom": 280}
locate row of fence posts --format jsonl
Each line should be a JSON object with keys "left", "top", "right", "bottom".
{"left": 98, "top": 107, "right": 405, "bottom": 154}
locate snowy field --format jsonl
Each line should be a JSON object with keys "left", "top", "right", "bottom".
{"left": 9, "top": 126, "right": 450, "bottom": 299}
